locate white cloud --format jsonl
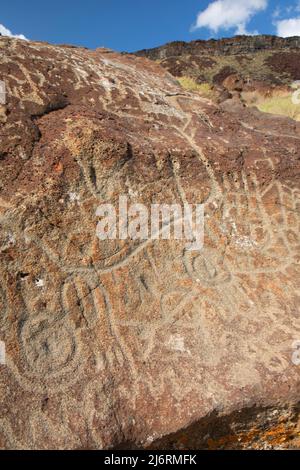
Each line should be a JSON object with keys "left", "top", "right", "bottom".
{"left": 0, "top": 23, "right": 27, "bottom": 40}
{"left": 192, "top": 0, "right": 268, "bottom": 35}
{"left": 276, "top": 18, "right": 300, "bottom": 36}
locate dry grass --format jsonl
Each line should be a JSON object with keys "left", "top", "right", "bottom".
{"left": 256, "top": 94, "right": 300, "bottom": 121}
{"left": 177, "top": 77, "right": 214, "bottom": 98}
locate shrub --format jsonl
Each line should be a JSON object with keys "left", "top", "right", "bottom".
{"left": 177, "top": 77, "right": 214, "bottom": 97}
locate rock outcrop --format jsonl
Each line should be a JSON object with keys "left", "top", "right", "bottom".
{"left": 0, "top": 37, "right": 300, "bottom": 449}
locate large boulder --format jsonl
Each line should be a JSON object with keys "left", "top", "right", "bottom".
{"left": 0, "top": 37, "right": 299, "bottom": 449}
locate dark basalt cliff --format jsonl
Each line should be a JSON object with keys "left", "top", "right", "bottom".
{"left": 136, "top": 35, "right": 300, "bottom": 60}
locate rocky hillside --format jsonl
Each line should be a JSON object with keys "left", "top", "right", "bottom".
{"left": 135, "top": 35, "right": 300, "bottom": 85}
{"left": 0, "top": 37, "right": 299, "bottom": 450}
{"left": 135, "top": 35, "right": 300, "bottom": 123}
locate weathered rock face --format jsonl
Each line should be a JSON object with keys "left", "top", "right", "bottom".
{"left": 135, "top": 35, "right": 300, "bottom": 86}
{"left": 0, "top": 37, "right": 300, "bottom": 450}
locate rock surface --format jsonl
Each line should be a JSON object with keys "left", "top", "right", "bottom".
{"left": 0, "top": 37, "right": 300, "bottom": 449}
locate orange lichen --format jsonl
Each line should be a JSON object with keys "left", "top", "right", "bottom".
{"left": 206, "top": 422, "right": 299, "bottom": 450}
{"left": 260, "top": 423, "right": 297, "bottom": 446}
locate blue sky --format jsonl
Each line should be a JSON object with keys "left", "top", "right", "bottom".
{"left": 0, "top": 0, "right": 300, "bottom": 51}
